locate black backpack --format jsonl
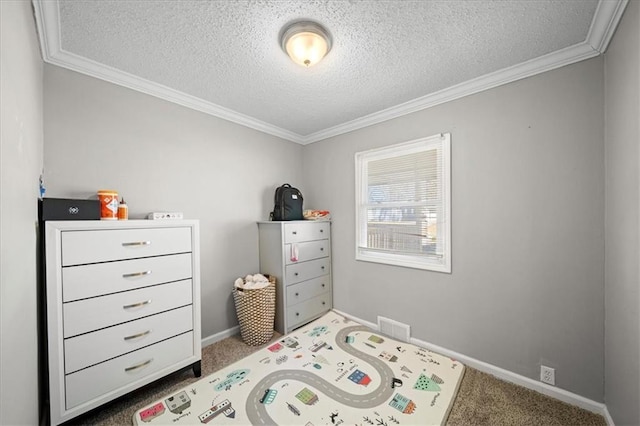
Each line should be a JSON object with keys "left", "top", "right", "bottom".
{"left": 270, "top": 184, "right": 303, "bottom": 221}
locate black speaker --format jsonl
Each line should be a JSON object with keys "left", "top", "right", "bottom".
{"left": 38, "top": 198, "right": 100, "bottom": 221}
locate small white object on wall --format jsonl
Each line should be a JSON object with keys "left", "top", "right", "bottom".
{"left": 541, "top": 365, "right": 556, "bottom": 385}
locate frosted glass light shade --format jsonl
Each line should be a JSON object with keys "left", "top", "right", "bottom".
{"left": 281, "top": 21, "right": 332, "bottom": 67}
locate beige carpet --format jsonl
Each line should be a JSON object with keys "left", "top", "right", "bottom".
{"left": 68, "top": 333, "right": 605, "bottom": 426}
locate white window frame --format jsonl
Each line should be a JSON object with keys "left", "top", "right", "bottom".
{"left": 355, "top": 133, "right": 451, "bottom": 273}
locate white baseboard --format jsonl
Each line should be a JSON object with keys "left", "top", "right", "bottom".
{"left": 411, "top": 336, "right": 607, "bottom": 416}
{"left": 333, "top": 308, "right": 378, "bottom": 329}
{"left": 201, "top": 325, "right": 239, "bottom": 348}
{"left": 602, "top": 406, "right": 615, "bottom": 426}
{"left": 333, "top": 309, "right": 609, "bottom": 420}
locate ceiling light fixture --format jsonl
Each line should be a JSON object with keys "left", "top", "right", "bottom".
{"left": 280, "top": 21, "right": 332, "bottom": 67}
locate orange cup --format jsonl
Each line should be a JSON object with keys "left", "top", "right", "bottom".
{"left": 97, "top": 190, "right": 119, "bottom": 220}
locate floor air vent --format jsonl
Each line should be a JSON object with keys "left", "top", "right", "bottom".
{"left": 377, "top": 316, "right": 411, "bottom": 342}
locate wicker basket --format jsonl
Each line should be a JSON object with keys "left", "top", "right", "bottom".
{"left": 232, "top": 275, "right": 276, "bottom": 346}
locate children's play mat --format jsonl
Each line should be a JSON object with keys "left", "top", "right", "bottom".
{"left": 133, "top": 310, "right": 465, "bottom": 425}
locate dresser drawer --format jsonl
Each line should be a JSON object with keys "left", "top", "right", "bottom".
{"left": 285, "top": 240, "right": 329, "bottom": 265}
{"left": 285, "top": 257, "right": 330, "bottom": 285}
{"left": 61, "top": 227, "right": 192, "bottom": 266}
{"left": 63, "top": 279, "right": 192, "bottom": 338}
{"left": 64, "top": 306, "right": 193, "bottom": 374}
{"left": 286, "top": 275, "right": 330, "bottom": 306}
{"left": 284, "top": 222, "right": 330, "bottom": 243}
{"left": 287, "top": 293, "right": 332, "bottom": 329}
{"left": 62, "top": 253, "right": 192, "bottom": 302}
{"left": 65, "top": 331, "right": 193, "bottom": 409}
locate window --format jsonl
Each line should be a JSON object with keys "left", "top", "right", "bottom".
{"left": 355, "top": 133, "right": 451, "bottom": 273}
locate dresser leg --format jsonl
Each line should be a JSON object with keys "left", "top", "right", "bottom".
{"left": 192, "top": 361, "right": 202, "bottom": 377}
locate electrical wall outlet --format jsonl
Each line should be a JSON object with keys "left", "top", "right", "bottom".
{"left": 540, "top": 365, "right": 555, "bottom": 385}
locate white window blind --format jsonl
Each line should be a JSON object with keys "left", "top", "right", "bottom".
{"left": 355, "top": 133, "right": 451, "bottom": 272}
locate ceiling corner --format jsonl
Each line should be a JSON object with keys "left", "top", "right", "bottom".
{"left": 586, "top": 0, "right": 629, "bottom": 53}
{"left": 32, "top": 0, "right": 61, "bottom": 62}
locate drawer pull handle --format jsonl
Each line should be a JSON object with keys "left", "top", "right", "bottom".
{"left": 124, "top": 358, "right": 153, "bottom": 372}
{"left": 320, "top": 229, "right": 324, "bottom": 233}
{"left": 295, "top": 292, "right": 299, "bottom": 296}
{"left": 124, "top": 330, "right": 152, "bottom": 341}
{"left": 321, "top": 283, "right": 325, "bottom": 288}
{"left": 321, "top": 266, "right": 325, "bottom": 270}
{"left": 123, "top": 300, "right": 152, "bottom": 309}
{"left": 320, "top": 247, "right": 324, "bottom": 251}
{"left": 294, "top": 272, "right": 299, "bottom": 276}
{"left": 322, "top": 301, "right": 326, "bottom": 305}
{"left": 296, "top": 312, "right": 300, "bottom": 317}
{"left": 292, "top": 231, "right": 297, "bottom": 235}
{"left": 122, "top": 241, "right": 151, "bottom": 247}
{"left": 122, "top": 270, "right": 152, "bottom": 278}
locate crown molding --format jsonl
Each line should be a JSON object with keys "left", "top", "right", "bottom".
{"left": 586, "top": 0, "right": 629, "bottom": 53}
{"left": 301, "top": 0, "right": 629, "bottom": 144}
{"left": 31, "top": 0, "right": 305, "bottom": 144}
{"left": 32, "top": 0, "right": 627, "bottom": 146}
{"left": 300, "top": 42, "right": 599, "bottom": 144}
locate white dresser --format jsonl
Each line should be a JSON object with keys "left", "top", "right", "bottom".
{"left": 44, "top": 220, "right": 201, "bottom": 425}
{"left": 258, "top": 221, "right": 332, "bottom": 334}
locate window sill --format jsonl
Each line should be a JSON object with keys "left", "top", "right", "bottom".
{"left": 356, "top": 250, "right": 451, "bottom": 273}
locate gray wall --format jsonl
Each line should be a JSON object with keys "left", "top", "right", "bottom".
{"left": 302, "top": 58, "right": 605, "bottom": 401}
{"left": 20, "top": 6, "right": 636, "bottom": 415}
{"left": 43, "top": 65, "right": 304, "bottom": 337}
{"left": 604, "top": 0, "right": 640, "bottom": 424}
{"left": 0, "top": 1, "right": 44, "bottom": 424}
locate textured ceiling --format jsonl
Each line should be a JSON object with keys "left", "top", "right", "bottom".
{"left": 34, "top": 0, "right": 625, "bottom": 143}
